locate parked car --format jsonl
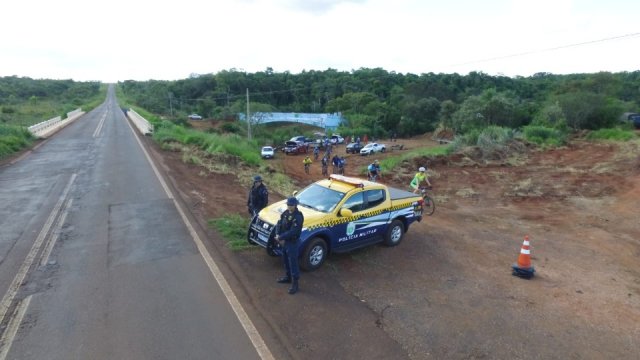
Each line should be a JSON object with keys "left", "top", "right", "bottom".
{"left": 188, "top": 113, "right": 203, "bottom": 120}
{"left": 360, "top": 142, "right": 386, "bottom": 156}
{"left": 261, "top": 146, "right": 275, "bottom": 159}
{"left": 330, "top": 134, "right": 344, "bottom": 144}
{"left": 631, "top": 114, "right": 640, "bottom": 129}
{"left": 289, "top": 136, "right": 313, "bottom": 145}
{"left": 284, "top": 141, "right": 309, "bottom": 155}
{"left": 345, "top": 142, "right": 364, "bottom": 154}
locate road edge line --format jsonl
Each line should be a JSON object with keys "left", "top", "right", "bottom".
{"left": 125, "top": 117, "right": 275, "bottom": 360}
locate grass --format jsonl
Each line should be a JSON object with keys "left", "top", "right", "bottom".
{"left": 0, "top": 124, "right": 35, "bottom": 159}
{"left": 208, "top": 214, "right": 256, "bottom": 251}
{"left": 366, "top": 145, "right": 450, "bottom": 176}
{"left": 586, "top": 128, "right": 637, "bottom": 141}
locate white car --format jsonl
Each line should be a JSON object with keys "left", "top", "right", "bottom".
{"left": 188, "top": 113, "right": 203, "bottom": 120}
{"left": 330, "top": 135, "right": 344, "bottom": 144}
{"left": 261, "top": 146, "right": 275, "bottom": 159}
{"left": 359, "top": 142, "right": 386, "bottom": 156}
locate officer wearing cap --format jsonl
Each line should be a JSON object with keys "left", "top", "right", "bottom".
{"left": 275, "top": 197, "right": 304, "bottom": 294}
{"left": 247, "top": 175, "right": 268, "bottom": 217}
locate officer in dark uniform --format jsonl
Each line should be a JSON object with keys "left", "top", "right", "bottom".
{"left": 275, "top": 197, "right": 304, "bottom": 295}
{"left": 247, "top": 175, "right": 268, "bottom": 217}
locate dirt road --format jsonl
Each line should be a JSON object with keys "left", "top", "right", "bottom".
{"left": 148, "top": 133, "right": 640, "bottom": 359}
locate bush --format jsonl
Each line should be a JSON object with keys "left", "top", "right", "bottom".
{"left": 523, "top": 125, "right": 567, "bottom": 146}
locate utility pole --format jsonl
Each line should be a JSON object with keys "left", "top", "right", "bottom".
{"left": 168, "top": 92, "right": 174, "bottom": 116}
{"left": 246, "top": 88, "right": 252, "bottom": 140}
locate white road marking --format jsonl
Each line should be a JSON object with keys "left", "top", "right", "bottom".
{"left": 125, "top": 116, "right": 274, "bottom": 360}
{"left": 0, "top": 296, "right": 32, "bottom": 360}
{"left": 93, "top": 112, "right": 107, "bottom": 138}
{"left": 40, "top": 198, "right": 73, "bottom": 266}
{"left": 0, "top": 174, "right": 76, "bottom": 355}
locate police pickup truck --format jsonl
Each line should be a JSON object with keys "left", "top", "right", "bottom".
{"left": 247, "top": 174, "right": 424, "bottom": 271}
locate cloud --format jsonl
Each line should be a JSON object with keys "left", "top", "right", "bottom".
{"left": 283, "top": 0, "right": 366, "bottom": 14}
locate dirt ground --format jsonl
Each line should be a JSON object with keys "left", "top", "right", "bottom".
{"left": 147, "top": 129, "right": 640, "bottom": 360}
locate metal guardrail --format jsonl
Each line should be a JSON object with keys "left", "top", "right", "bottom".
{"left": 28, "top": 108, "right": 84, "bottom": 138}
{"left": 127, "top": 109, "right": 154, "bottom": 135}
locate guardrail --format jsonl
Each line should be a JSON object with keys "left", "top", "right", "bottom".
{"left": 28, "top": 108, "right": 85, "bottom": 139}
{"left": 126, "top": 109, "right": 153, "bottom": 135}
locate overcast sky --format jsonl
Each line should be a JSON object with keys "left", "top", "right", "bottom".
{"left": 2, "top": 0, "right": 639, "bottom": 82}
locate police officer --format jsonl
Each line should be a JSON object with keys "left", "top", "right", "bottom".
{"left": 247, "top": 175, "right": 268, "bottom": 217}
{"left": 275, "top": 197, "right": 304, "bottom": 295}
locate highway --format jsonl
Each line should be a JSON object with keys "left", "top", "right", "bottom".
{"left": 0, "top": 86, "right": 268, "bottom": 359}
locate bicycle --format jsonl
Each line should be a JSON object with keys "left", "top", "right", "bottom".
{"left": 419, "top": 186, "right": 435, "bottom": 216}
{"left": 368, "top": 173, "right": 379, "bottom": 182}
{"left": 304, "top": 163, "right": 310, "bottom": 174}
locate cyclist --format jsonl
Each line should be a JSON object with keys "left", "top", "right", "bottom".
{"left": 410, "top": 166, "right": 432, "bottom": 193}
{"left": 313, "top": 146, "right": 320, "bottom": 160}
{"left": 321, "top": 156, "right": 328, "bottom": 176}
{"left": 303, "top": 156, "right": 312, "bottom": 174}
{"left": 367, "top": 160, "right": 381, "bottom": 181}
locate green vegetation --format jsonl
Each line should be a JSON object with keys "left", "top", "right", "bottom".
{"left": 376, "top": 145, "right": 449, "bottom": 174}
{"left": 586, "top": 128, "right": 637, "bottom": 141}
{"left": 0, "top": 124, "right": 34, "bottom": 159}
{"left": 523, "top": 125, "right": 567, "bottom": 146}
{"left": 153, "top": 121, "right": 262, "bottom": 166}
{"left": 118, "top": 69, "right": 640, "bottom": 141}
{"left": 208, "top": 214, "right": 255, "bottom": 251}
{"left": 450, "top": 126, "right": 521, "bottom": 152}
{"left": 0, "top": 76, "right": 105, "bottom": 157}
{"left": 0, "top": 77, "right": 105, "bottom": 126}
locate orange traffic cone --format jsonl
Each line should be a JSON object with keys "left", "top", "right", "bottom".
{"left": 512, "top": 235, "right": 535, "bottom": 279}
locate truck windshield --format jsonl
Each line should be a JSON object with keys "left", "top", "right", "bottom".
{"left": 296, "top": 184, "right": 345, "bottom": 213}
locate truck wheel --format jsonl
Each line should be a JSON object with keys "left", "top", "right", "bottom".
{"left": 300, "top": 237, "right": 327, "bottom": 271}
{"left": 381, "top": 148, "right": 386, "bottom": 153}
{"left": 384, "top": 220, "right": 404, "bottom": 246}
{"left": 266, "top": 238, "right": 279, "bottom": 257}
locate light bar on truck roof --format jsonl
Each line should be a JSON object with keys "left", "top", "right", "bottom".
{"left": 329, "top": 174, "right": 364, "bottom": 188}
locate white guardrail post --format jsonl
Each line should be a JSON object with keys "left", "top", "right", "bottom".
{"left": 27, "top": 108, "right": 85, "bottom": 139}
{"left": 127, "top": 109, "right": 154, "bottom": 136}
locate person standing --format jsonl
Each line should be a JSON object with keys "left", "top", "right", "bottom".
{"left": 321, "top": 156, "right": 329, "bottom": 176}
{"left": 331, "top": 154, "right": 340, "bottom": 174}
{"left": 275, "top": 197, "right": 304, "bottom": 294}
{"left": 247, "top": 175, "right": 268, "bottom": 217}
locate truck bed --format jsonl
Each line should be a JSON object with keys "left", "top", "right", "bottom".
{"left": 389, "top": 186, "right": 419, "bottom": 200}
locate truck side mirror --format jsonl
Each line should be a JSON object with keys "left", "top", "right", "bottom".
{"left": 339, "top": 208, "right": 353, "bottom": 217}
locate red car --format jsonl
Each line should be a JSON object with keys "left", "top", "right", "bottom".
{"left": 283, "top": 141, "right": 308, "bottom": 155}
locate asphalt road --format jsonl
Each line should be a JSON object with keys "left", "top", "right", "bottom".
{"left": 0, "top": 87, "right": 265, "bottom": 360}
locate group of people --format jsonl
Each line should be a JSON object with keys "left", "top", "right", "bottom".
{"left": 303, "top": 154, "right": 346, "bottom": 176}
{"left": 247, "top": 175, "right": 303, "bottom": 295}
{"left": 246, "top": 160, "right": 432, "bottom": 296}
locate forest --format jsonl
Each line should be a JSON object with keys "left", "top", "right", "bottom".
{"left": 118, "top": 68, "right": 640, "bottom": 139}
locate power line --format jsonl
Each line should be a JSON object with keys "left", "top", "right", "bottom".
{"left": 450, "top": 31, "right": 640, "bottom": 68}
